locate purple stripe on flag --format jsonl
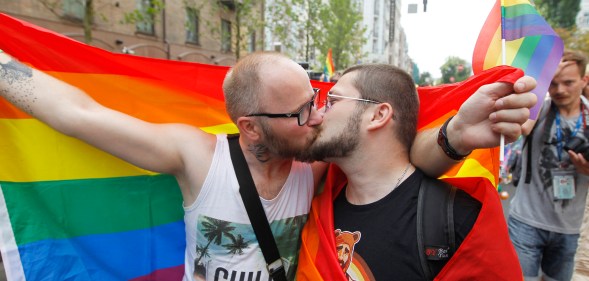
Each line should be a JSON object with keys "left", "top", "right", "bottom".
{"left": 529, "top": 38, "right": 564, "bottom": 119}
{"left": 523, "top": 36, "right": 554, "bottom": 78}
{"left": 130, "top": 265, "right": 185, "bottom": 281}
{"left": 503, "top": 14, "right": 557, "bottom": 40}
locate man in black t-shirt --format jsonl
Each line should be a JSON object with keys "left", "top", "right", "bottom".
{"left": 299, "top": 64, "right": 484, "bottom": 280}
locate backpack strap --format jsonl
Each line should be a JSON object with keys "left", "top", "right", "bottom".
{"left": 227, "top": 134, "right": 287, "bottom": 281}
{"left": 417, "top": 176, "right": 457, "bottom": 281}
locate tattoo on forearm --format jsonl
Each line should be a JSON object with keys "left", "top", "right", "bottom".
{"left": 0, "top": 59, "right": 37, "bottom": 114}
{"left": 248, "top": 144, "right": 270, "bottom": 163}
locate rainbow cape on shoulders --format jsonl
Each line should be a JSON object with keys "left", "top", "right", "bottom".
{"left": 297, "top": 66, "right": 525, "bottom": 281}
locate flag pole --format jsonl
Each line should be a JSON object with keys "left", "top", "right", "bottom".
{"left": 500, "top": 0, "right": 506, "bottom": 162}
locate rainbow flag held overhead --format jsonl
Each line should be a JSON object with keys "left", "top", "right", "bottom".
{"left": 323, "top": 48, "right": 335, "bottom": 82}
{"left": 472, "top": 0, "right": 563, "bottom": 119}
{"left": 0, "top": 11, "right": 521, "bottom": 281}
{"left": 0, "top": 13, "right": 335, "bottom": 281}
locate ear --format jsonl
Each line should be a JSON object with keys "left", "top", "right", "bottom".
{"left": 353, "top": 231, "right": 361, "bottom": 242}
{"left": 366, "top": 103, "right": 394, "bottom": 130}
{"left": 236, "top": 116, "right": 262, "bottom": 141}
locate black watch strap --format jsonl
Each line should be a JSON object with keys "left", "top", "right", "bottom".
{"left": 437, "top": 116, "right": 471, "bottom": 161}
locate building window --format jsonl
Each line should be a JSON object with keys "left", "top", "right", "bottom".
{"left": 221, "top": 19, "right": 232, "bottom": 53}
{"left": 136, "top": 0, "right": 155, "bottom": 35}
{"left": 186, "top": 8, "right": 199, "bottom": 44}
{"left": 63, "top": 0, "right": 85, "bottom": 20}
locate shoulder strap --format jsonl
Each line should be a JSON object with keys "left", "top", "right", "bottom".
{"left": 417, "top": 176, "right": 456, "bottom": 281}
{"left": 227, "top": 135, "right": 287, "bottom": 281}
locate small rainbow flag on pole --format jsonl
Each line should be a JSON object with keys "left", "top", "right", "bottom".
{"left": 324, "top": 48, "right": 335, "bottom": 82}
{"left": 472, "top": 0, "right": 564, "bottom": 120}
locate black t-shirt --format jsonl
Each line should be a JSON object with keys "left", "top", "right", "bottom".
{"left": 333, "top": 169, "right": 481, "bottom": 281}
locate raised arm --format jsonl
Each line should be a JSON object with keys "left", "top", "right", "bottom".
{"left": 412, "top": 76, "right": 538, "bottom": 176}
{"left": 0, "top": 51, "right": 215, "bottom": 202}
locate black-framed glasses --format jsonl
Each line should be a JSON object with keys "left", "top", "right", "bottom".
{"left": 245, "top": 88, "right": 320, "bottom": 126}
{"left": 322, "top": 93, "right": 381, "bottom": 114}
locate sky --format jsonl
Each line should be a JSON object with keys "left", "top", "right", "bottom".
{"left": 400, "top": 0, "right": 496, "bottom": 78}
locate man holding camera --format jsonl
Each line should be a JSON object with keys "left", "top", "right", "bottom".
{"left": 508, "top": 50, "right": 589, "bottom": 281}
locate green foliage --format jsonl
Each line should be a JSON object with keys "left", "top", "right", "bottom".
{"left": 188, "top": 0, "right": 263, "bottom": 59}
{"left": 266, "top": 0, "right": 324, "bottom": 62}
{"left": 121, "top": 0, "right": 164, "bottom": 25}
{"left": 534, "top": 0, "right": 589, "bottom": 56}
{"left": 267, "top": 0, "right": 366, "bottom": 71}
{"left": 317, "top": 0, "right": 366, "bottom": 70}
{"left": 554, "top": 27, "right": 589, "bottom": 56}
{"left": 39, "top": 0, "right": 95, "bottom": 43}
{"left": 534, "top": 0, "right": 580, "bottom": 29}
{"left": 440, "top": 57, "right": 471, "bottom": 84}
{"left": 418, "top": 72, "right": 433, "bottom": 87}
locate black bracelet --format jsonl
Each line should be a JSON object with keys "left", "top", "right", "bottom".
{"left": 437, "top": 116, "right": 471, "bottom": 161}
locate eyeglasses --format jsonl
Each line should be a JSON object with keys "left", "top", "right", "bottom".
{"left": 246, "top": 88, "right": 320, "bottom": 126}
{"left": 322, "top": 93, "right": 381, "bottom": 113}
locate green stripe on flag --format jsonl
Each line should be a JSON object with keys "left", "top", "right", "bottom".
{"left": 504, "top": 3, "right": 538, "bottom": 18}
{"left": 511, "top": 35, "right": 542, "bottom": 70}
{"left": 1, "top": 174, "right": 183, "bottom": 245}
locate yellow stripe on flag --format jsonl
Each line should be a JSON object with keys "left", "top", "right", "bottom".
{"left": 0, "top": 119, "right": 156, "bottom": 182}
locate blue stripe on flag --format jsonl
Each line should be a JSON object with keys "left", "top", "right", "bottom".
{"left": 19, "top": 220, "right": 185, "bottom": 280}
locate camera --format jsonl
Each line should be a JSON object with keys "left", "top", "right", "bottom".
{"left": 564, "top": 136, "right": 589, "bottom": 160}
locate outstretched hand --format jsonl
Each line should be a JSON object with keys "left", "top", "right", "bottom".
{"left": 446, "top": 75, "right": 538, "bottom": 154}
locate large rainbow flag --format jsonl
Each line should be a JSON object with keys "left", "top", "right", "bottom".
{"left": 0, "top": 11, "right": 520, "bottom": 281}
{"left": 472, "top": 0, "right": 564, "bottom": 119}
{"left": 0, "top": 13, "right": 338, "bottom": 281}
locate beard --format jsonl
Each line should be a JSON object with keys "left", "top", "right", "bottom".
{"left": 295, "top": 106, "right": 363, "bottom": 162}
{"left": 258, "top": 119, "right": 319, "bottom": 160}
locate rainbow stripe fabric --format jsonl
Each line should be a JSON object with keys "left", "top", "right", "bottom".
{"left": 0, "top": 11, "right": 522, "bottom": 281}
{"left": 472, "top": 0, "right": 563, "bottom": 119}
{"left": 324, "top": 48, "right": 335, "bottom": 81}
{"left": 0, "top": 12, "right": 234, "bottom": 281}
{"left": 0, "top": 13, "right": 336, "bottom": 281}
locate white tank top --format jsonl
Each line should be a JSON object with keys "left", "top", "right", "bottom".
{"left": 183, "top": 134, "right": 314, "bottom": 281}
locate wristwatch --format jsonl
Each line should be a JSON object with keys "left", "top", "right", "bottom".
{"left": 437, "top": 116, "right": 471, "bottom": 161}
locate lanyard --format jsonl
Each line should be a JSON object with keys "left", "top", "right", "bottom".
{"left": 555, "top": 110, "right": 583, "bottom": 161}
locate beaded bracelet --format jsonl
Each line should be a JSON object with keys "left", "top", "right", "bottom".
{"left": 437, "top": 116, "right": 472, "bottom": 161}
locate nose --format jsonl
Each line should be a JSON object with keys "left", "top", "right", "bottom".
{"left": 557, "top": 83, "right": 567, "bottom": 94}
{"left": 306, "top": 106, "right": 324, "bottom": 126}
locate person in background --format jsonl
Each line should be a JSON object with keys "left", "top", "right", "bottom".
{"left": 573, "top": 61, "right": 589, "bottom": 281}
{"left": 510, "top": 50, "right": 589, "bottom": 281}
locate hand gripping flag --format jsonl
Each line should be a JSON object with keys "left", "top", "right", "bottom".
{"left": 472, "top": 0, "right": 564, "bottom": 119}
